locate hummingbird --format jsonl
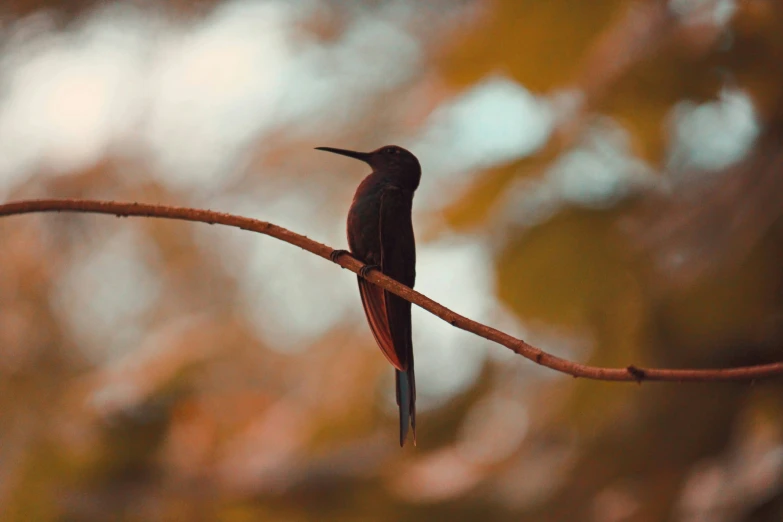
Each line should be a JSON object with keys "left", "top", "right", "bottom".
{"left": 316, "top": 144, "right": 421, "bottom": 446}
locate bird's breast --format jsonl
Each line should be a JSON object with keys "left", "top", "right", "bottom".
{"left": 347, "top": 180, "right": 384, "bottom": 263}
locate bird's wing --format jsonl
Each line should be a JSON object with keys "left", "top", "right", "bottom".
{"left": 380, "top": 187, "right": 415, "bottom": 370}
{"left": 357, "top": 186, "right": 415, "bottom": 371}
{"left": 358, "top": 278, "right": 400, "bottom": 368}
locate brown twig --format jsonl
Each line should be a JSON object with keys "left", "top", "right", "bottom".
{"left": 1, "top": 198, "right": 781, "bottom": 382}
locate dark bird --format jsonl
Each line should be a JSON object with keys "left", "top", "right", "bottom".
{"left": 316, "top": 144, "right": 421, "bottom": 446}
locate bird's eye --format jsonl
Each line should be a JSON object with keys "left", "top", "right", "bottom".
{"left": 386, "top": 147, "right": 399, "bottom": 154}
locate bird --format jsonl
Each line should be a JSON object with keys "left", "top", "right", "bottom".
{"left": 315, "top": 144, "right": 421, "bottom": 446}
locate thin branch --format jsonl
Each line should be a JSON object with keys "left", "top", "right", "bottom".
{"left": 1, "top": 198, "right": 781, "bottom": 382}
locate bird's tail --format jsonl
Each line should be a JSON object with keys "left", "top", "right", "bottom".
{"left": 396, "top": 365, "right": 416, "bottom": 447}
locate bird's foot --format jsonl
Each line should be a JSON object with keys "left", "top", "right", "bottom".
{"left": 359, "top": 264, "right": 380, "bottom": 278}
{"left": 330, "top": 249, "right": 350, "bottom": 262}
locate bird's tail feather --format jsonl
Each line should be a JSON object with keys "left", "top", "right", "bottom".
{"left": 396, "top": 366, "right": 416, "bottom": 447}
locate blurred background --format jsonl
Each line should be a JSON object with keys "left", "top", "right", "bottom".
{"left": 1, "top": 0, "right": 782, "bottom": 520}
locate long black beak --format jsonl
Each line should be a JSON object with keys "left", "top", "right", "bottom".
{"left": 315, "top": 146, "right": 371, "bottom": 163}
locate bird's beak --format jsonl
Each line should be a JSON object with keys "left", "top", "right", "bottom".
{"left": 315, "top": 147, "right": 371, "bottom": 163}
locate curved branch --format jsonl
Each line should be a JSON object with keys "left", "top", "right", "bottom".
{"left": 1, "top": 198, "right": 781, "bottom": 382}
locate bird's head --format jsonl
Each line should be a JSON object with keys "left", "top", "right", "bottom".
{"left": 315, "top": 144, "right": 421, "bottom": 190}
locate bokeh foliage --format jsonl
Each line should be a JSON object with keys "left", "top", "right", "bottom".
{"left": 1, "top": 1, "right": 782, "bottom": 521}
